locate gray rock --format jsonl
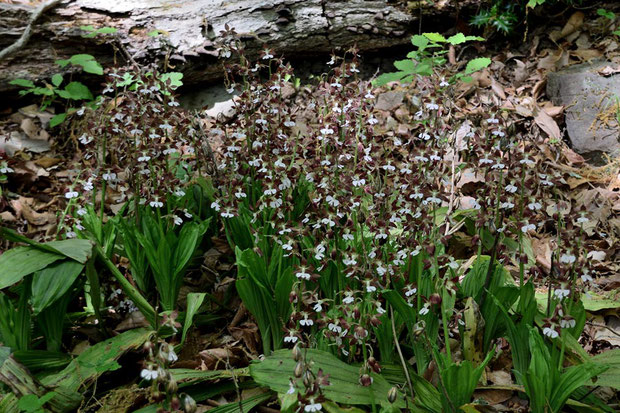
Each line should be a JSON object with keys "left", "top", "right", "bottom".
{"left": 547, "top": 61, "right": 620, "bottom": 156}
{"left": 375, "top": 90, "right": 404, "bottom": 112}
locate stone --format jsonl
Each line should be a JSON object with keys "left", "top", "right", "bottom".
{"left": 547, "top": 61, "right": 620, "bottom": 156}
{"left": 375, "top": 90, "right": 405, "bottom": 112}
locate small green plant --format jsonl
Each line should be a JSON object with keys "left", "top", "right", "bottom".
{"left": 472, "top": 0, "right": 586, "bottom": 36}
{"left": 0, "top": 228, "right": 94, "bottom": 352}
{"left": 17, "top": 392, "right": 56, "bottom": 413}
{"left": 470, "top": 2, "right": 519, "bottom": 34}
{"left": 9, "top": 53, "right": 103, "bottom": 126}
{"left": 373, "top": 33, "right": 490, "bottom": 86}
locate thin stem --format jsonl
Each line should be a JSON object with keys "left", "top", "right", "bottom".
{"left": 390, "top": 307, "right": 414, "bottom": 403}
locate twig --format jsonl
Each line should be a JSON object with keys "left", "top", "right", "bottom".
{"left": 0, "top": 0, "right": 63, "bottom": 61}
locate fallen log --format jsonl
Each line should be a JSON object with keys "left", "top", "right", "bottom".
{"left": 0, "top": 0, "right": 486, "bottom": 91}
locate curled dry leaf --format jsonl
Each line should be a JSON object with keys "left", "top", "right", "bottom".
{"left": 534, "top": 105, "right": 562, "bottom": 141}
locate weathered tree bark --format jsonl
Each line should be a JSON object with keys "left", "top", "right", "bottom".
{"left": 0, "top": 0, "right": 485, "bottom": 92}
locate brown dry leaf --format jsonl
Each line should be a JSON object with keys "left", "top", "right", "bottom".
{"left": 560, "top": 11, "right": 585, "bottom": 39}
{"left": 114, "top": 311, "right": 150, "bottom": 331}
{"left": 571, "top": 48, "right": 604, "bottom": 62}
{"left": 474, "top": 389, "right": 512, "bottom": 405}
{"left": 35, "top": 156, "right": 62, "bottom": 168}
{"left": 512, "top": 59, "right": 529, "bottom": 87}
{"left": 541, "top": 104, "right": 564, "bottom": 118}
{"left": 490, "top": 78, "right": 506, "bottom": 100}
{"left": 457, "top": 168, "right": 485, "bottom": 189}
{"left": 561, "top": 146, "right": 585, "bottom": 165}
{"left": 0, "top": 211, "right": 16, "bottom": 222}
{"left": 537, "top": 48, "right": 570, "bottom": 71}
{"left": 229, "top": 322, "right": 260, "bottom": 355}
{"left": 454, "top": 121, "right": 472, "bottom": 152}
{"left": 592, "top": 315, "right": 620, "bottom": 347}
{"left": 488, "top": 370, "right": 513, "bottom": 386}
{"left": 10, "top": 197, "right": 55, "bottom": 226}
{"left": 199, "top": 347, "right": 241, "bottom": 370}
{"left": 598, "top": 65, "right": 620, "bottom": 76}
{"left": 531, "top": 236, "right": 553, "bottom": 272}
{"left": 534, "top": 106, "right": 561, "bottom": 140}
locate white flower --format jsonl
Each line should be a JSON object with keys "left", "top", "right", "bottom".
{"left": 501, "top": 202, "right": 515, "bottom": 209}
{"left": 173, "top": 215, "right": 183, "bottom": 226}
{"left": 159, "top": 123, "right": 173, "bottom": 132}
{"left": 528, "top": 202, "right": 542, "bottom": 211}
{"left": 419, "top": 305, "right": 429, "bottom": 316}
{"left": 138, "top": 154, "right": 151, "bottom": 162}
{"left": 314, "top": 244, "right": 326, "bottom": 260}
{"left": 543, "top": 327, "right": 559, "bottom": 339}
{"left": 367, "top": 117, "right": 379, "bottom": 125}
{"left": 284, "top": 332, "right": 298, "bottom": 343}
{"left": 77, "top": 208, "right": 87, "bottom": 216}
{"left": 150, "top": 198, "right": 163, "bottom": 208}
{"left": 320, "top": 127, "right": 334, "bottom": 135}
{"left": 440, "top": 78, "right": 450, "bottom": 87}
{"left": 284, "top": 120, "right": 296, "bottom": 127}
{"left": 287, "top": 381, "right": 296, "bottom": 395}
{"left": 78, "top": 134, "right": 93, "bottom": 145}
{"left": 576, "top": 216, "right": 589, "bottom": 224}
{"left": 365, "top": 91, "right": 375, "bottom": 99}
{"left": 581, "top": 273, "right": 593, "bottom": 283}
{"left": 65, "top": 191, "right": 79, "bottom": 199}
{"left": 102, "top": 172, "right": 116, "bottom": 182}
{"left": 163, "top": 148, "right": 178, "bottom": 155}
{"left": 560, "top": 318, "right": 576, "bottom": 329}
{"left": 521, "top": 223, "right": 536, "bottom": 233}
{"left": 491, "top": 163, "right": 505, "bottom": 170}
{"left": 211, "top": 201, "right": 221, "bottom": 211}
{"left": 487, "top": 117, "right": 499, "bottom": 124}
{"left": 313, "top": 301, "right": 323, "bottom": 312}
{"left": 426, "top": 102, "right": 439, "bottom": 110}
{"left": 164, "top": 346, "right": 178, "bottom": 362}
{"left": 174, "top": 189, "right": 186, "bottom": 197}
{"left": 328, "top": 323, "right": 342, "bottom": 333}
{"left": 221, "top": 209, "right": 235, "bottom": 219}
{"left": 343, "top": 293, "right": 355, "bottom": 304}
{"left": 305, "top": 400, "right": 322, "bottom": 412}
{"left": 326, "top": 195, "right": 340, "bottom": 207}
{"left": 520, "top": 158, "right": 535, "bottom": 166}
{"left": 479, "top": 158, "right": 494, "bottom": 165}
{"left": 366, "top": 282, "right": 376, "bottom": 293}
{"left": 65, "top": 231, "right": 77, "bottom": 238}
{"left": 560, "top": 254, "right": 576, "bottom": 264}
{"left": 296, "top": 270, "right": 310, "bottom": 280}
{"left": 554, "top": 288, "right": 570, "bottom": 300}
{"left": 140, "top": 367, "right": 159, "bottom": 381}
{"left": 352, "top": 177, "right": 366, "bottom": 187}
